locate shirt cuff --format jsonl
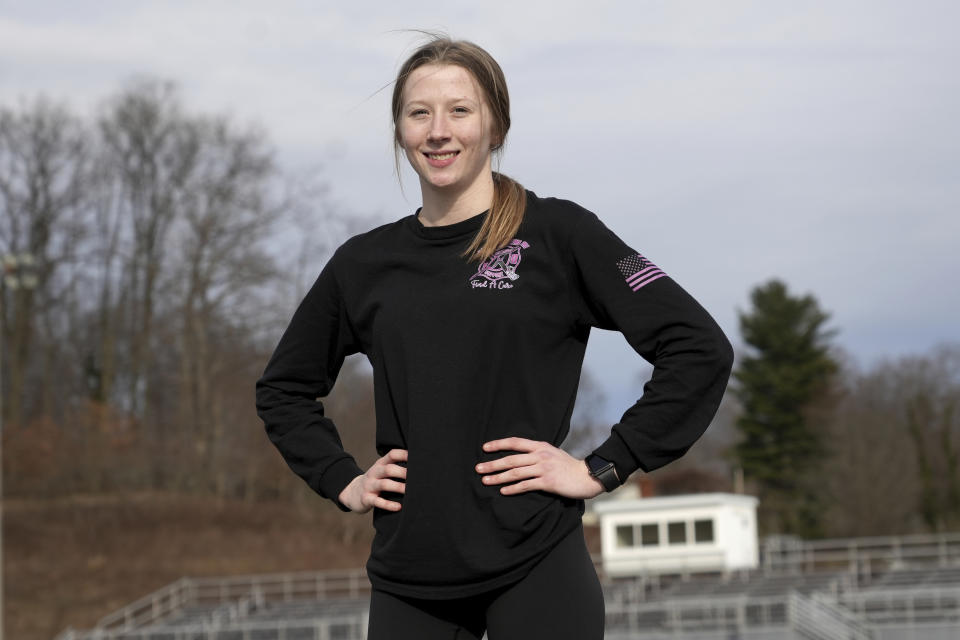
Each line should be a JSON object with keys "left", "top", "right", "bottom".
{"left": 590, "top": 431, "right": 641, "bottom": 487}
{"left": 317, "top": 457, "right": 365, "bottom": 512}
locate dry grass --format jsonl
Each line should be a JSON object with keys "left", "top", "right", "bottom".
{"left": 6, "top": 491, "right": 602, "bottom": 640}
{"left": 5, "top": 491, "right": 374, "bottom": 640}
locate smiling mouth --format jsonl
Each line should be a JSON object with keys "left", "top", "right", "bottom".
{"left": 425, "top": 151, "right": 458, "bottom": 160}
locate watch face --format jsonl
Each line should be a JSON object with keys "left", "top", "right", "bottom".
{"left": 587, "top": 454, "right": 609, "bottom": 474}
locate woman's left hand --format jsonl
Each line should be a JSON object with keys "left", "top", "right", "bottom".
{"left": 475, "top": 437, "right": 605, "bottom": 500}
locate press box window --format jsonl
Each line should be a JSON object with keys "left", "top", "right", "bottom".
{"left": 694, "top": 519, "right": 715, "bottom": 543}
{"left": 640, "top": 524, "right": 659, "bottom": 547}
{"left": 667, "top": 521, "right": 686, "bottom": 545}
{"left": 616, "top": 524, "right": 635, "bottom": 548}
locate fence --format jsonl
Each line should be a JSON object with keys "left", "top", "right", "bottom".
{"left": 58, "top": 614, "right": 367, "bottom": 640}
{"left": 56, "top": 569, "right": 371, "bottom": 640}
{"left": 58, "top": 531, "right": 960, "bottom": 640}
{"left": 760, "top": 532, "right": 960, "bottom": 581}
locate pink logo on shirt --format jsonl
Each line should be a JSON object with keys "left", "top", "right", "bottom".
{"left": 616, "top": 252, "right": 667, "bottom": 291}
{"left": 469, "top": 239, "right": 529, "bottom": 290}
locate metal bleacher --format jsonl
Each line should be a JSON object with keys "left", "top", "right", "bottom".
{"left": 599, "top": 533, "right": 960, "bottom": 640}
{"left": 56, "top": 532, "right": 960, "bottom": 640}
{"left": 54, "top": 570, "right": 372, "bottom": 640}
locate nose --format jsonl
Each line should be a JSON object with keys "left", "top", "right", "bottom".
{"left": 427, "top": 114, "right": 451, "bottom": 144}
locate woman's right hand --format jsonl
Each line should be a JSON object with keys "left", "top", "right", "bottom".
{"left": 338, "top": 448, "right": 408, "bottom": 513}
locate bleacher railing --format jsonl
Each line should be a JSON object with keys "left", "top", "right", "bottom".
{"left": 59, "top": 614, "right": 368, "bottom": 640}
{"left": 57, "top": 531, "right": 960, "bottom": 640}
{"left": 790, "top": 591, "right": 873, "bottom": 640}
{"left": 604, "top": 591, "right": 873, "bottom": 638}
{"left": 760, "top": 531, "right": 960, "bottom": 580}
{"left": 839, "top": 585, "right": 960, "bottom": 625}
{"left": 55, "top": 568, "right": 370, "bottom": 640}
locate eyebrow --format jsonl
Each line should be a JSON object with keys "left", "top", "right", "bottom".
{"left": 402, "top": 96, "right": 480, "bottom": 109}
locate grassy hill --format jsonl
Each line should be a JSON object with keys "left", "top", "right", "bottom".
{"left": 6, "top": 491, "right": 375, "bottom": 640}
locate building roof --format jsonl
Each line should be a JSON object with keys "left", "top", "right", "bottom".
{"left": 592, "top": 492, "right": 758, "bottom": 514}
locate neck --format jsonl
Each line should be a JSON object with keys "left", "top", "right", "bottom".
{"left": 417, "top": 171, "right": 496, "bottom": 226}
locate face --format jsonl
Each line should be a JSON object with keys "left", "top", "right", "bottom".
{"left": 398, "top": 64, "right": 495, "bottom": 195}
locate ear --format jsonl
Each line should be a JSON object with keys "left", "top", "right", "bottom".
{"left": 490, "top": 128, "right": 504, "bottom": 150}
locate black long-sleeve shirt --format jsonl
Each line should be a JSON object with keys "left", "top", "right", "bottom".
{"left": 255, "top": 190, "right": 733, "bottom": 598}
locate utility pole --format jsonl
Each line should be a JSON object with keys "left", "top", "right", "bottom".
{"left": 0, "top": 252, "right": 37, "bottom": 640}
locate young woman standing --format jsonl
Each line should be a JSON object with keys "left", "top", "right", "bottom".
{"left": 256, "top": 37, "right": 733, "bottom": 640}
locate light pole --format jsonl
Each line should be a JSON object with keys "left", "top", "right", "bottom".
{"left": 0, "top": 252, "right": 37, "bottom": 640}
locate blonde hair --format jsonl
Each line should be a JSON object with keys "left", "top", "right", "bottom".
{"left": 392, "top": 36, "right": 526, "bottom": 264}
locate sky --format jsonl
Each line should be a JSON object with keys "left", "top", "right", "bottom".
{"left": 2, "top": 0, "right": 958, "bottom": 424}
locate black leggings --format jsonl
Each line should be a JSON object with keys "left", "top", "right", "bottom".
{"left": 366, "top": 524, "right": 604, "bottom": 640}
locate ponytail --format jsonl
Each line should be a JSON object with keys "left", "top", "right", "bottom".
{"left": 461, "top": 172, "right": 526, "bottom": 264}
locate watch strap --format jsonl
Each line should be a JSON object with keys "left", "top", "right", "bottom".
{"left": 586, "top": 454, "right": 621, "bottom": 492}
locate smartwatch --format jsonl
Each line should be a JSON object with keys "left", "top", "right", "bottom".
{"left": 585, "top": 454, "right": 621, "bottom": 492}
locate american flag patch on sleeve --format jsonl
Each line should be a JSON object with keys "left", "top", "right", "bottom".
{"left": 616, "top": 253, "right": 667, "bottom": 291}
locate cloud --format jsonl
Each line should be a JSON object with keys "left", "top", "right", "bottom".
{"left": 0, "top": 0, "right": 957, "bottom": 399}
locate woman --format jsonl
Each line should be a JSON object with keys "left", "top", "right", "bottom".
{"left": 256, "top": 37, "right": 733, "bottom": 640}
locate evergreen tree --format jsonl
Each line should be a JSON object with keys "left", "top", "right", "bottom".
{"left": 733, "top": 279, "right": 837, "bottom": 537}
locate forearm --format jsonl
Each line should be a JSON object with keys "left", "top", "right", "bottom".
{"left": 591, "top": 320, "right": 734, "bottom": 480}
{"left": 256, "top": 379, "right": 365, "bottom": 510}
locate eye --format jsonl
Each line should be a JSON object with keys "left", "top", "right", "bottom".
{"left": 408, "top": 108, "right": 428, "bottom": 118}
{"left": 453, "top": 106, "right": 471, "bottom": 114}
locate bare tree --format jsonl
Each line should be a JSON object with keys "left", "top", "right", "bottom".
{"left": 82, "top": 128, "right": 129, "bottom": 414}
{"left": 900, "top": 344, "right": 960, "bottom": 531}
{"left": 0, "top": 76, "right": 382, "bottom": 510}
{"left": 818, "top": 344, "right": 960, "bottom": 536}
{"left": 818, "top": 361, "right": 920, "bottom": 536}
{"left": 0, "top": 97, "right": 90, "bottom": 428}
{"left": 166, "top": 115, "right": 284, "bottom": 496}
{"left": 97, "top": 77, "right": 198, "bottom": 421}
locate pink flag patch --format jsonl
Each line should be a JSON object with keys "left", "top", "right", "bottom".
{"left": 616, "top": 253, "right": 666, "bottom": 291}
